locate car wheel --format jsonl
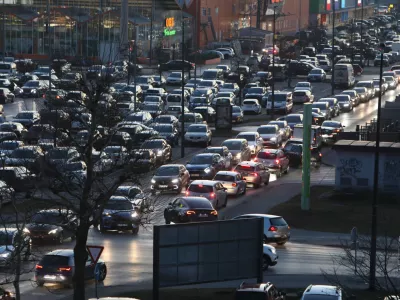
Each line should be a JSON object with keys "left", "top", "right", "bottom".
{"left": 242, "top": 185, "right": 247, "bottom": 195}
{"left": 284, "top": 166, "right": 289, "bottom": 174}
{"left": 276, "top": 168, "right": 282, "bottom": 178}
{"left": 100, "top": 222, "right": 106, "bottom": 233}
{"left": 176, "top": 186, "right": 182, "bottom": 194}
{"left": 168, "top": 153, "right": 172, "bottom": 162}
{"left": 254, "top": 181, "right": 260, "bottom": 189}
{"left": 132, "top": 227, "right": 139, "bottom": 235}
{"left": 58, "top": 232, "right": 64, "bottom": 244}
{"left": 98, "top": 265, "right": 107, "bottom": 282}
{"left": 11, "top": 97, "right": 14, "bottom": 103}
{"left": 23, "top": 246, "right": 31, "bottom": 261}
{"left": 37, "top": 280, "right": 45, "bottom": 287}
{"left": 264, "top": 175, "right": 270, "bottom": 185}
{"left": 165, "top": 218, "right": 171, "bottom": 224}
{"left": 262, "top": 255, "right": 271, "bottom": 271}
{"left": 277, "top": 241, "right": 286, "bottom": 245}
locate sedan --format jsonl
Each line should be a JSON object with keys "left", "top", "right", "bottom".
{"left": 242, "top": 99, "right": 262, "bottom": 114}
{"left": 307, "top": 68, "right": 326, "bottom": 82}
{"left": 164, "top": 196, "right": 218, "bottom": 224}
{"left": 353, "top": 87, "right": 369, "bottom": 103}
{"left": 383, "top": 76, "right": 397, "bottom": 90}
{"left": 341, "top": 90, "right": 360, "bottom": 106}
{"left": 159, "top": 60, "right": 195, "bottom": 71}
{"left": 268, "top": 120, "right": 291, "bottom": 140}
{"left": 335, "top": 94, "right": 353, "bottom": 112}
{"left": 213, "top": 171, "right": 246, "bottom": 196}
{"left": 184, "top": 124, "right": 212, "bottom": 147}
{"left": 232, "top": 106, "right": 244, "bottom": 123}
{"left": 204, "top": 146, "right": 233, "bottom": 170}
{"left": 257, "top": 125, "right": 282, "bottom": 148}
{"left": 236, "top": 131, "right": 263, "bottom": 155}
{"left": 185, "top": 153, "right": 224, "bottom": 180}
{"left": 254, "top": 148, "right": 290, "bottom": 177}
{"left": 166, "top": 72, "right": 187, "bottom": 85}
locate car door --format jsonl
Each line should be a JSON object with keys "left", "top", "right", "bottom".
{"left": 277, "top": 150, "right": 289, "bottom": 171}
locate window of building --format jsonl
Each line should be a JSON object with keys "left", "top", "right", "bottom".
{"left": 202, "top": 8, "right": 207, "bottom": 16}
{"left": 208, "top": 8, "right": 211, "bottom": 15}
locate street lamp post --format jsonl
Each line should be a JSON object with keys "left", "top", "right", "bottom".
{"left": 271, "top": 6, "right": 276, "bottom": 120}
{"left": 369, "top": 45, "right": 384, "bottom": 291}
{"left": 181, "top": 16, "right": 185, "bottom": 158}
{"left": 331, "top": 2, "right": 336, "bottom": 96}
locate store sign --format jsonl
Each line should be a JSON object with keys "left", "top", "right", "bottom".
{"left": 165, "top": 17, "right": 175, "bottom": 27}
{"left": 164, "top": 28, "right": 176, "bottom": 36}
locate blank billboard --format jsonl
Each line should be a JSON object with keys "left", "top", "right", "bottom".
{"left": 153, "top": 218, "right": 264, "bottom": 290}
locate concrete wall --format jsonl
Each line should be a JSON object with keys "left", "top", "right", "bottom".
{"left": 335, "top": 150, "right": 400, "bottom": 192}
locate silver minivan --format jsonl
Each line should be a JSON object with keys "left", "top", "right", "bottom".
{"left": 232, "top": 213, "right": 291, "bottom": 245}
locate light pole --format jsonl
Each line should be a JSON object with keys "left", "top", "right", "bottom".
{"left": 181, "top": 15, "right": 186, "bottom": 158}
{"left": 270, "top": 6, "right": 277, "bottom": 120}
{"left": 133, "top": 29, "right": 138, "bottom": 112}
{"left": 369, "top": 44, "right": 384, "bottom": 291}
{"left": 331, "top": 1, "right": 335, "bottom": 96}
{"left": 2, "top": 0, "right": 5, "bottom": 56}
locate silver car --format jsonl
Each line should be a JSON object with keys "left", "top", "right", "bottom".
{"left": 257, "top": 125, "right": 282, "bottom": 148}
{"left": 232, "top": 213, "right": 291, "bottom": 245}
{"left": 213, "top": 171, "right": 246, "bottom": 196}
{"left": 236, "top": 132, "right": 263, "bottom": 155}
{"left": 186, "top": 180, "right": 228, "bottom": 208}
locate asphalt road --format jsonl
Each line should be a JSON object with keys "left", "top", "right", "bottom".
{"left": 1, "top": 65, "right": 399, "bottom": 298}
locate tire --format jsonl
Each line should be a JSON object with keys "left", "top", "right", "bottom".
{"left": 23, "top": 246, "right": 31, "bottom": 261}
{"left": 58, "top": 232, "right": 64, "bottom": 244}
{"left": 262, "top": 255, "right": 271, "bottom": 271}
{"left": 176, "top": 186, "right": 182, "bottom": 194}
{"left": 264, "top": 176, "right": 270, "bottom": 185}
{"left": 168, "top": 153, "right": 172, "bottom": 162}
{"left": 165, "top": 218, "right": 171, "bottom": 225}
{"left": 98, "top": 265, "right": 107, "bottom": 282}
{"left": 276, "top": 168, "right": 282, "bottom": 178}
{"left": 277, "top": 241, "right": 286, "bottom": 245}
{"left": 132, "top": 226, "right": 139, "bottom": 234}
{"left": 100, "top": 222, "right": 106, "bottom": 233}
{"left": 242, "top": 185, "right": 247, "bottom": 195}
{"left": 37, "top": 280, "right": 45, "bottom": 287}
{"left": 254, "top": 181, "right": 260, "bottom": 189}
{"left": 283, "top": 166, "right": 289, "bottom": 174}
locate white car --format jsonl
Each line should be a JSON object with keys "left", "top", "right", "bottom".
{"left": 241, "top": 99, "right": 262, "bottom": 114}
{"left": 300, "top": 285, "right": 342, "bottom": 300}
{"left": 213, "top": 171, "right": 246, "bottom": 196}
{"left": 263, "top": 244, "right": 278, "bottom": 270}
{"left": 215, "top": 48, "right": 234, "bottom": 58}
{"left": 236, "top": 131, "right": 263, "bottom": 155}
{"left": 294, "top": 81, "right": 313, "bottom": 93}
{"left": 166, "top": 72, "right": 185, "bottom": 85}
{"left": 184, "top": 124, "right": 212, "bottom": 146}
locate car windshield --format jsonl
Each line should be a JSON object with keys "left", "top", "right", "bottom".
{"left": 0, "top": 142, "right": 19, "bottom": 150}
{"left": 141, "top": 140, "right": 163, "bottom": 149}
{"left": 105, "top": 200, "right": 133, "bottom": 210}
{"left": 112, "top": 83, "right": 126, "bottom": 90}
{"left": 205, "top": 148, "right": 223, "bottom": 155}
{"left": 310, "top": 69, "right": 322, "bottom": 74}
{"left": 322, "top": 122, "right": 340, "bottom": 128}
{"left": 285, "top": 143, "right": 302, "bottom": 153}
{"left": 217, "top": 93, "right": 232, "bottom": 98}
{"left": 302, "top": 295, "right": 339, "bottom": 300}
{"left": 373, "top": 80, "right": 380, "bottom": 86}
{"left": 285, "top": 115, "right": 301, "bottom": 122}
{"left": 296, "top": 83, "right": 310, "bottom": 87}
{"left": 200, "top": 81, "right": 214, "bottom": 87}
{"left": 237, "top": 134, "right": 255, "bottom": 141}
{"left": 257, "top": 151, "right": 277, "bottom": 159}
{"left": 222, "top": 83, "right": 234, "bottom": 89}
{"left": 257, "top": 127, "right": 276, "bottom": 134}
{"left": 31, "top": 213, "right": 65, "bottom": 224}
{"left": 47, "top": 149, "right": 69, "bottom": 159}
{"left": 247, "top": 88, "right": 263, "bottom": 94}
{"left": 143, "top": 104, "right": 159, "bottom": 111}
{"left": 40, "top": 255, "right": 69, "bottom": 266}
{"left": 104, "top": 147, "right": 123, "bottom": 154}
{"left": 214, "top": 174, "right": 235, "bottom": 181}
{"left": 114, "top": 187, "right": 141, "bottom": 197}
{"left": 188, "top": 126, "right": 206, "bottom": 133}
{"left": 222, "top": 140, "right": 242, "bottom": 150}
{"left": 232, "top": 107, "right": 241, "bottom": 112}
{"left": 356, "top": 82, "right": 371, "bottom": 87}
{"left": 313, "top": 103, "right": 327, "bottom": 110}
{"left": 155, "top": 166, "right": 179, "bottom": 176}
{"left": 244, "top": 101, "right": 257, "bottom": 105}
{"left": 153, "top": 125, "right": 172, "bottom": 133}
{"left": 188, "top": 185, "right": 213, "bottom": 193}
{"left": 179, "top": 115, "right": 195, "bottom": 122}
{"left": 293, "top": 91, "right": 307, "bottom": 96}
{"left": 170, "top": 73, "right": 181, "bottom": 78}
{"left": 236, "top": 165, "right": 255, "bottom": 172}
{"left": 167, "top": 95, "right": 181, "bottom": 102}
{"left": 10, "top": 149, "right": 36, "bottom": 159}
{"left": 384, "top": 76, "right": 394, "bottom": 82}
{"left": 0, "top": 232, "right": 13, "bottom": 245}
{"left": 190, "top": 155, "right": 213, "bottom": 164}
{"left": 64, "top": 163, "right": 84, "bottom": 172}
{"left": 126, "top": 115, "right": 142, "bottom": 122}
{"left": 15, "top": 112, "right": 34, "bottom": 119}
{"left": 24, "top": 81, "right": 39, "bottom": 87}
{"left": 354, "top": 88, "right": 366, "bottom": 94}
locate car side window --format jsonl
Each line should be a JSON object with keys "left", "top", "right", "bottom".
{"left": 236, "top": 174, "right": 242, "bottom": 181}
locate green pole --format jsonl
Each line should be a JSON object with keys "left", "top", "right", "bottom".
{"left": 301, "top": 103, "right": 312, "bottom": 210}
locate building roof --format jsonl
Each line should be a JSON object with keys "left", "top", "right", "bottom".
{"left": 333, "top": 140, "right": 400, "bottom": 153}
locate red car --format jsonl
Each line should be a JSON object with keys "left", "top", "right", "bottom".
{"left": 352, "top": 64, "right": 363, "bottom": 76}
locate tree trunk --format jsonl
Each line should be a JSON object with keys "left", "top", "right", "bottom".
{"left": 73, "top": 223, "right": 89, "bottom": 300}
{"left": 13, "top": 251, "right": 21, "bottom": 300}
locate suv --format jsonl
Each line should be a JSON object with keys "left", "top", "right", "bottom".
{"left": 186, "top": 180, "right": 228, "bottom": 208}
{"left": 151, "top": 164, "right": 190, "bottom": 194}
{"left": 235, "top": 282, "right": 286, "bottom": 300}
{"left": 232, "top": 213, "right": 290, "bottom": 245}
{"left": 301, "top": 285, "right": 342, "bottom": 300}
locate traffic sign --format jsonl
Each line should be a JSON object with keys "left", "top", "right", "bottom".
{"left": 86, "top": 245, "right": 104, "bottom": 264}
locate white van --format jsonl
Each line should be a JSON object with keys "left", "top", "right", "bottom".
{"left": 166, "top": 94, "right": 188, "bottom": 109}
{"left": 334, "top": 63, "right": 355, "bottom": 88}
{"left": 0, "top": 62, "right": 17, "bottom": 75}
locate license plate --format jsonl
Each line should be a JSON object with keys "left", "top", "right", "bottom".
{"left": 199, "top": 214, "right": 208, "bottom": 217}
{"left": 118, "top": 224, "right": 128, "bottom": 226}
{"left": 159, "top": 185, "right": 168, "bottom": 188}
{"left": 191, "top": 174, "right": 199, "bottom": 177}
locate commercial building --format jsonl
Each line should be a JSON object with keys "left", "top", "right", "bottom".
{"left": 0, "top": 0, "right": 193, "bottom": 61}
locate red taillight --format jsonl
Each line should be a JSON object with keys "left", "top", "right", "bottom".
{"left": 186, "top": 210, "right": 196, "bottom": 215}
{"left": 269, "top": 226, "right": 277, "bottom": 232}
{"left": 232, "top": 182, "right": 237, "bottom": 187}
{"left": 58, "top": 266, "right": 71, "bottom": 272}
{"left": 56, "top": 95, "right": 60, "bottom": 99}
{"left": 210, "top": 192, "right": 215, "bottom": 198}
{"left": 35, "top": 264, "right": 43, "bottom": 269}
{"left": 211, "top": 210, "right": 218, "bottom": 215}
{"left": 275, "top": 159, "right": 280, "bottom": 164}
{"left": 185, "top": 191, "right": 189, "bottom": 196}
{"left": 250, "top": 173, "right": 258, "bottom": 177}
{"left": 253, "top": 158, "right": 258, "bottom": 162}
{"left": 319, "top": 153, "right": 322, "bottom": 157}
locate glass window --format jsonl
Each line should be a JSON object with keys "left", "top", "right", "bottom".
{"left": 257, "top": 151, "right": 277, "bottom": 159}
{"left": 188, "top": 184, "right": 213, "bottom": 193}
{"left": 189, "top": 155, "right": 213, "bottom": 164}
{"left": 270, "top": 217, "right": 288, "bottom": 226}
{"left": 155, "top": 166, "right": 179, "bottom": 176}
{"left": 214, "top": 174, "right": 235, "bottom": 181}
{"left": 235, "top": 165, "right": 255, "bottom": 172}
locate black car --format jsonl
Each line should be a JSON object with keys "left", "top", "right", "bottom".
{"left": 185, "top": 153, "right": 224, "bottom": 180}
{"left": 35, "top": 249, "right": 107, "bottom": 288}
{"left": 140, "top": 138, "right": 172, "bottom": 164}
{"left": 164, "top": 196, "right": 218, "bottom": 224}
{"left": 153, "top": 115, "right": 179, "bottom": 128}
{"left": 57, "top": 73, "right": 81, "bottom": 90}
{"left": 193, "top": 106, "right": 216, "bottom": 123}
{"left": 288, "top": 60, "right": 314, "bottom": 76}
{"left": 98, "top": 198, "right": 140, "bottom": 234}
{"left": 159, "top": 60, "right": 195, "bottom": 71}
{"left": 25, "top": 210, "right": 78, "bottom": 244}
{"left": 151, "top": 124, "right": 179, "bottom": 146}
{"left": 5, "top": 146, "right": 44, "bottom": 174}
{"left": 0, "top": 166, "right": 36, "bottom": 192}
{"left": 151, "top": 164, "right": 190, "bottom": 194}
{"left": 13, "top": 111, "right": 40, "bottom": 128}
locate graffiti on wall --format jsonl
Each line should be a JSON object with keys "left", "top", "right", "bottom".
{"left": 338, "top": 157, "right": 363, "bottom": 179}
{"left": 383, "top": 159, "right": 400, "bottom": 183}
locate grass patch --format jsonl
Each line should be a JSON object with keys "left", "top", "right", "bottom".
{"left": 118, "top": 288, "right": 390, "bottom": 300}
{"left": 269, "top": 186, "right": 400, "bottom": 237}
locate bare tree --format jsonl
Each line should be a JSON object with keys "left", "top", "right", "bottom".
{"left": 322, "top": 234, "right": 400, "bottom": 298}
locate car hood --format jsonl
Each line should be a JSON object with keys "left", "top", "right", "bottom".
{"left": 0, "top": 245, "right": 15, "bottom": 255}
{"left": 152, "top": 175, "right": 179, "bottom": 181}
{"left": 259, "top": 133, "right": 277, "bottom": 139}
{"left": 185, "top": 132, "right": 206, "bottom": 137}
{"left": 103, "top": 209, "right": 133, "bottom": 216}
{"left": 186, "top": 164, "right": 211, "bottom": 170}
{"left": 263, "top": 244, "right": 277, "bottom": 255}
{"left": 26, "top": 223, "right": 59, "bottom": 231}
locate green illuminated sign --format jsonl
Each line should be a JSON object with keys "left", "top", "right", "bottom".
{"left": 164, "top": 28, "right": 176, "bottom": 36}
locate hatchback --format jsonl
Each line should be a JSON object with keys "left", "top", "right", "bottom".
{"left": 254, "top": 149, "right": 289, "bottom": 177}
{"left": 186, "top": 180, "right": 228, "bottom": 208}
{"left": 234, "top": 161, "right": 270, "bottom": 188}
{"left": 232, "top": 214, "right": 290, "bottom": 245}
{"left": 213, "top": 171, "right": 246, "bottom": 196}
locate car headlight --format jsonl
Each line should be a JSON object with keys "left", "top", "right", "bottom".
{"left": 343, "top": 104, "right": 349, "bottom": 107}
{"left": 31, "top": 89, "right": 37, "bottom": 93}
{"left": 48, "top": 229, "right": 58, "bottom": 234}
{"left": 151, "top": 179, "right": 156, "bottom": 184}
{"left": 103, "top": 212, "right": 111, "bottom": 216}
{"left": 172, "top": 178, "right": 179, "bottom": 183}
{"left": 269, "top": 247, "right": 277, "bottom": 254}
{"left": 204, "top": 167, "right": 211, "bottom": 173}
{"left": 236, "top": 153, "right": 241, "bottom": 158}
{"left": 270, "top": 137, "right": 276, "bottom": 141}
{"left": 157, "top": 150, "right": 162, "bottom": 156}
{"left": 131, "top": 211, "right": 139, "bottom": 218}
{"left": 0, "top": 252, "right": 10, "bottom": 258}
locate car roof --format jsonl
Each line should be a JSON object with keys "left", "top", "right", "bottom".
{"left": 215, "top": 171, "right": 239, "bottom": 176}
{"left": 45, "top": 249, "right": 74, "bottom": 257}
{"left": 304, "top": 285, "right": 341, "bottom": 296}
{"left": 190, "top": 180, "right": 217, "bottom": 186}
{"left": 259, "top": 148, "right": 279, "bottom": 153}
{"left": 234, "top": 213, "right": 282, "bottom": 219}
{"left": 237, "top": 161, "right": 258, "bottom": 167}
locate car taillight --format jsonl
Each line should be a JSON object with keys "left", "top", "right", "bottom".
{"left": 58, "top": 266, "right": 72, "bottom": 272}
{"left": 211, "top": 210, "right": 218, "bottom": 215}
{"left": 186, "top": 210, "right": 196, "bottom": 215}
{"left": 210, "top": 192, "right": 215, "bottom": 198}
{"left": 42, "top": 95, "right": 45, "bottom": 99}
{"left": 35, "top": 264, "right": 43, "bottom": 269}
{"left": 185, "top": 191, "right": 189, "bottom": 196}
{"left": 269, "top": 226, "right": 277, "bottom": 231}
{"left": 275, "top": 159, "right": 280, "bottom": 164}
{"left": 232, "top": 182, "right": 237, "bottom": 187}
{"left": 250, "top": 173, "right": 258, "bottom": 177}
{"left": 319, "top": 153, "right": 322, "bottom": 157}
{"left": 253, "top": 158, "right": 258, "bottom": 162}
